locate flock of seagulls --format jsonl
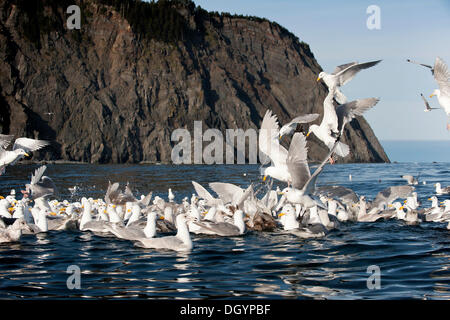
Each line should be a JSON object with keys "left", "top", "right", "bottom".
{"left": 0, "top": 58, "right": 449, "bottom": 250}
{"left": 408, "top": 57, "right": 450, "bottom": 129}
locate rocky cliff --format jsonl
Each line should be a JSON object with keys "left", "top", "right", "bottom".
{"left": 0, "top": 0, "right": 389, "bottom": 164}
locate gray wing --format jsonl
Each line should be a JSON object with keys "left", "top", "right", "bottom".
{"left": 372, "top": 185, "right": 415, "bottom": 208}
{"left": 332, "top": 62, "right": 358, "bottom": 75}
{"left": 0, "top": 134, "right": 15, "bottom": 149}
{"left": 286, "top": 114, "right": 320, "bottom": 126}
{"left": 12, "top": 138, "right": 50, "bottom": 152}
{"left": 316, "top": 185, "right": 359, "bottom": 204}
{"left": 336, "top": 60, "right": 382, "bottom": 86}
{"left": 209, "top": 182, "right": 244, "bottom": 205}
{"left": 105, "top": 181, "right": 120, "bottom": 205}
{"left": 434, "top": 57, "right": 450, "bottom": 96}
{"left": 286, "top": 132, "right": 311, "bottom": 189}
{"left": 29, "top": 176, "right": 56, "bottom": 199}
{"left": 30, "top": 165, "right": 47, "bottom": 185}
{"left": 336, "top": 98, "right": 380, "bottom": 133}
{"left": 140, "top": 192, "right": 153, "bottom": 207}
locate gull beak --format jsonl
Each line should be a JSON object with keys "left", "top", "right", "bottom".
{"left": 50, "top": 212, "right": 57, "bottom": 216}
{"left": 440, "top": 201, "right": 445, "bottom": 204}
{"left": 403, "top": 200, "right": 407, "bottom": 203}
{"left": 306, "top": 131, "right": 311, "bottom": 137}
{"left": 430, "top": 93, "right": 435, "bottom": 98}
{"left": 279, "top": 134, "right": 282, "bottom": 139}
{"left": 0, "top": 196, "right": 4, "bottom": 199}
{"left": 278, "top": 213, "right": 286, "bottom": 218}
{"left": 387, "top": 204, "right": 393, "bottom": 208}
{"left": 427, "top": 198, "right": 432, "bottom": 201}
{"left": 277, "top": 192, "right": 284, "bottom": 195}
{"left": 263, "top": 175, "right": 267, "bottom": 182}
{"left": 316, "top": 76, "right": 321, "bottom": 82}
{"left": 24, "top": 153, "right": 30, "bottom": 157}
{"left": 160, "top": 216, "right": 165, "bottom": 220}
{"left": 399, "top": 206, "right": 404, "bottom": 210}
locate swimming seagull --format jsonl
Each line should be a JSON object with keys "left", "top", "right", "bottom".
{"left": 278, "top": 114, "right": 320, "bottom": 139}
{"left": 134, "top": 214, "right": 193, "bottom": 252}
{"left": 316, "top": 60, "right": 382, "bottom": 104}
{"left": 0, "top": 218, "right": 32, "bottom": 243}
{"left": 435, "top": 183, "right": 450, "bottom": 195}
{"left": 429, "top": 57, "right": 450, "bottom": 128}
{"left": 0, "top": 137, "right": 50, "bottom": 175}
{"left": 420, "top": 94, "right": 439, "bottom": 112}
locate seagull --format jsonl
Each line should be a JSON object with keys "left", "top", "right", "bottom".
{"left": 22, "top": 165, "right": 56, "bottom": 200}
{"left": 134, "top": 214, "right": 193, "bottom": 252}
{"left": 307, "top": 87, "right": 380, "bottom": 159}
{"left": 420, "top": 94, "right": 439, "bottom": 112}
{"left": 429, "top": 57, "right": 450, "bottom": 128}
{"left": 316, "top": 60, "right": 382, "bottom": 104}
{"left": 407, "top": 59, "right": 434, "bottom": 75}
{"left": 435, "top": 183, "right": 450, "bottom": 195}
{"left": 0, "top": 136, "right": 50, "bottom": 175}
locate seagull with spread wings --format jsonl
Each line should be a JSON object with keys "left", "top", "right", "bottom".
{"left": 307, "top": 88, "right": 380, "bottom": 159}
{"left": 0, "top": 136, "right": 50, "bottom": 175}
{"left": 316, "top": 60, "right": 382, "bottom": 104}
{"left": 429, "top": 57, "right": 450, "bottom": 129}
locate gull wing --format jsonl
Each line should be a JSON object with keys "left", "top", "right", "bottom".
{"left": 286, "top": 132, "right": 311, "bottom": 189}
{"left": 316, "top": 185, "right": 359, "bottom": 204}
{"left": 286, "top": 114, "right": 320, "bottom": 126}
{"left": 13, "top": 138, "right": 50, "bottom": 152}
{"left": 433, "top": 57, "right": 450, "bottom": 96}
{"left": 192, "top": 181, "right": 222, "bottom": 206}
{"left": 372, "top": 185, "right": 415, "bottom": 208}
{"left": 259, "top": 110, "right": 288, "bottom": 166}
{"left": 209, "top": 182, "right": 244, "bottom": 206}
{"left": 30, "top": 165, "right": 47, "bottom": 185}
{"left": 0, "top": 134, "right": 15, "bottom": 149}
{"left": 331, "top": 62, "right": 358, "bottom": 75}
{"left": 336, "top": 60, "right": 382, "bottom": 87}
{"left": 105, "top": 181, "right": 120, "bottom": 205}
{"left": 336, "top": 98, "right": 380, "bottom": 134}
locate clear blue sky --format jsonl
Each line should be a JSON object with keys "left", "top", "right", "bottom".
{"left": 193, "top": 0, "right": 450, "bottom": 141}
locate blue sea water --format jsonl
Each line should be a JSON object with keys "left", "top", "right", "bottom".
{"left": 0, "top": 161, "right": 449, "bottom": 299}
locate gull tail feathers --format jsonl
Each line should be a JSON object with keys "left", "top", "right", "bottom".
{"left": 334, "top": 141, "right": 350, "bottom": 158}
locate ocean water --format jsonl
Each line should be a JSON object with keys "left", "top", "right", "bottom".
{"left": 0, "top": 162, "right": 449, "bottom": 299}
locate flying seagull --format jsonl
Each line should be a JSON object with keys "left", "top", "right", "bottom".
{"left": 406, "top": 59, "right": 434, "bottom": 75}
{"left": 0, "top": 136, "right": 50, "bottom": 175}
{"left": 316, "top": 60, "right": 382, "bottom": 104}
{"left": 420, "top": 93, "right": 439, "bottom": 112}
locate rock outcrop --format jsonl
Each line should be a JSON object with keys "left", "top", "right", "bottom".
{"left": 0, "top": 0, "right": 389, "bottom": 164}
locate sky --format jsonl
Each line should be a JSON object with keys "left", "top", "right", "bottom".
{"left": 193, "top": 0, "right": 450, "bottom": 142}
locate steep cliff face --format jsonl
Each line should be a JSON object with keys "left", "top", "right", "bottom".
{"left": 0, "top": 0, "right": 389, "bottom": 164}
